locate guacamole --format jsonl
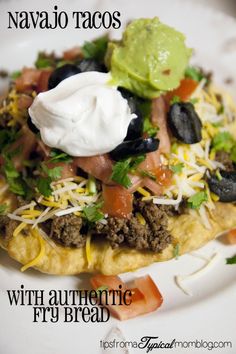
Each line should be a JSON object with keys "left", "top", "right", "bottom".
{"left": 107, "top": 18, "right": 192, "bottom": 98}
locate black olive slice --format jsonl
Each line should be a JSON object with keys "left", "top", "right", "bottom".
{"left": 168, "top": 102, "right": 202, "bottom": 144}
{"left": 208, "top": 170, "right": 236, "bottom": 202}
{"left": 48, "top": 64, "right": 81, "bottom": 90}
{"left": 118, "top": 87, "right": 144, "bottom": 141}
{"left": 110, "top": 137, "right": 159, "bottom": 161}
{"left": 77, "top": 59, "right": 107, "bottom": 73}
{"left": 27, "top": 116, "right": 39, "bottom": 134}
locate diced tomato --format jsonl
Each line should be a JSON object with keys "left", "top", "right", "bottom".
{"left": 133, "top": 275, "right": 163, "bottom": 313}
{"left": 90, "top": 274, "right": 163, "bottom": 321}
{"left": 63, "top": 46, "right": 82, "bottom": 61}
{"left": 151, "top": 96, "right": 171, "bottom": 154}
{"left": 165, "top": 78, "right": 198, "bottom": 103}
{"left": 45, "top": 161, "right": 76, "bottom": 180}
{"left": 139, "top": 150, "right": 161, "bottom": 171}
{"left": 36, "top": 70, "right": 52, "bottom": 93}
{"left": 73, "top": 154, "right": 114, "bottom": 184}
{"left": 142, "top": 177, "right": 163, "bottom": 195}
{"left": 102, "top": 184, "right": 133, "bottom": 218}
{"left": 15, "top": 68, "right": 42, "bottom": 93}
{"left": 226, "top": 229, "right": 236, "bottom": 244}
{"left": 151, "top": 166, "right": 173, "bottom": 187}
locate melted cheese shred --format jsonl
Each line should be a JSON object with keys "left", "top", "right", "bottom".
{"left": 20, "top": 228, "right": 45, "bottom": 272}
{"left": 174, "top": 252, "right": 221, "bottom": 296}
{"left": 85, "top": 233, "right": 92, "bottom": 268}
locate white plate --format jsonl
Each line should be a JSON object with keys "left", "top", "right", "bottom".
{"left": 0, "top": 1, "right": 236, "bottom": 353}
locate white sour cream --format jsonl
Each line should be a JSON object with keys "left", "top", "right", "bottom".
{"left": 29, "top": 72, "right": 136, "bottom": 156}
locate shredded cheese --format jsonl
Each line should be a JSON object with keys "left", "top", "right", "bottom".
{"left": 174, "top": 252, "right": 220, "bottom": 296}
{"left": 86, "top": 233, "right": 92, "bottom": 268}
{"left": 21, "top": 228, "right": 45, "bottom": 272}
{"left": 13, "top": 222, "right": 27, "bottom": 237}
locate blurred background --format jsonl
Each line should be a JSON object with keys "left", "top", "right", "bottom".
{"left": 197, "top": 0, "right": 236, "bottom": 17}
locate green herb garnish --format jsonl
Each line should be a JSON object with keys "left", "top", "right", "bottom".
{"left": 211, "top": 132, "right": 235, "bottom": 153}
{"left": 0, "top": 204, "right": 8, "bottom": 215}
{"left": 185, "top": 66, "right": 204, "bottom": 82}
{"left": 11, "top": 71, "right": 21, "bottom": 80}
{"left": 82, "top": 36, "right": 108, "bottom": 61}
{"left": 36, "top": 177, "right": 53, "bottom": 198}
{"left": 189, "top": 98, "right": 199, "bottom": 105}
{"left": 139, "top": 170, "right": 156, "bottom": 181}
{"left": 140, "top": 100, "right": 159, "bottom": 138}
{"left": 83, "top": 203, "right": 104, "bottom": 223}
{"left": 170, "top": 95, "right": 181, "bottom": 105}
{"left": 35, "top": 52, "right": 54, "bottom": 69}
{"left": 187, "top": 191, "right": 208, "bottom": 209}
{"left": 95, "top": 286, "right": 109, "bottom": 296}
{"left": 170, "top": 163, "right": 184, "bottom": 174}
{"left": 49, "top": 149, "right": 72, "bottom": 163}
{"left": 226, "top": 254, "right": 236, "bottom": 265}
{"left": 41, "top": 163, "right": 62, "bottom": 180}
{"left": 111, "top": 155, "right": 146, "bottom": 188}
{"left": 173, "top": 244, "right": 180, "bottom": 259}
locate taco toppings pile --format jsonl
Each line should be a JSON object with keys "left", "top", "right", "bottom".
{"left": 0, "top": 17, "right": 236, "bottom": 277}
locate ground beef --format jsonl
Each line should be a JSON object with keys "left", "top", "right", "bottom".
{"left": 215, "top": 151, "right": 234, "bottom": 171}
{"left": 95, "top": 200, "right": 172, "bottom": 253}
{"left": 0, "top": 215, "right": 18, "bottom": 241}
{"left": 50, "top": 214, "right": 87, "bottom": 248}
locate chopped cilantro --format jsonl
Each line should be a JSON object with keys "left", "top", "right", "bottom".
{"left": 35, "top": 53, "right": 54, "bottom": 69}
{"left": 215, "top": 169, "right": 222, "bottom": 181}
{"left": 83, "top": 203, "right": 104, "bottom": 223}
{"left": 111, "top": 155, "right": 146, "bottom": 188}
{"left": 49, "top": 149, "right": 72, "bottom": 163}
{"left": 81, "top": 36, "right": 108, "bottom": 61}
{"left": 170, "top": 163, "right": 184, "bottom": 174}
{"left": 189, "top": 98, "right": 199, "bottom": 105}
{"left": 170, "top": 95, "right": 181, "bottom": 105}
{"left": 139, "top": 170, "right": 156, "bottom": 181}
{"left": 36, "top": 177, "right": 53, "bottom": 197}
{"left": 139, "top": 100, "right": 159, "bottom": 138}
{"left": 0, "top": 204, "right": 8, "bottom": 215}
{"left": 95, "top": 286, "right": 108, "bottom": 296}
{"left": 3, "top": 158, "right": 19, "bottom": 179}
{"left": 11, "top": 71, "right": 21, "bottom": 79}
{"left": 0, "top": 129, "right": 18, "bottom": 151}
{"left": 230, "top": 145, "right": 236, "bottom": 164}
{"left": 111, "top": 159, "right": 132, "bottom": 188}
{"left": 8, "top": 177, "right": 26, "bottom": 196}
{"left": 185, "top": 66, "right": 204, "bottom": 82}
{"left": 217, "top": 105, "right": 225, "bottom": 115}
{"left": 226, "top": 254, "right": 236, "bottom": 265}
{"left": 187, "top": 191, "right": 208, "bottom": 209}
{"left": 211, "top": 132, "right": 235, "bottom": 153}
{"left": 173, "top": 244, "right": 180, "bottom": 259}
{"left": 41, "top": 163, "right": 62, "bottom": 180}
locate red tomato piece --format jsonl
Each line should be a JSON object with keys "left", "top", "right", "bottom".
{"left": 73, "top": 154, "right": 113, "bottom": 184}
{"left": 165, "top": 78, "right": 198, "bottom": 103}
{"left": 226, "top": 229, "right": 236, "bottom": 245}
{"left": 102, "top": 184, "right": 133, "bottom": 218}
{"left": 90, "top": 274, "right": 163, "bottom": 321}
{"left": 36, "top": 70, "right": 52, "bottom": 93}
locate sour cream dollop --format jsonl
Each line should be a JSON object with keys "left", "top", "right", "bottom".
{"left": 29, "top": 72, "right": 136, "bottom": 156}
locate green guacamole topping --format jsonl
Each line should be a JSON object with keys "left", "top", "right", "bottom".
{"left": 106, "top": 17, "right": 192, "bottom": 99}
